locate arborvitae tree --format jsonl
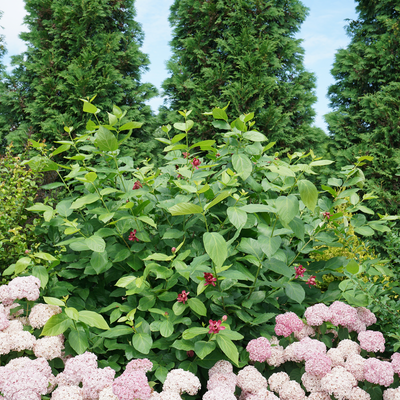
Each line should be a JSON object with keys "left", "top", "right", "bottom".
{"left": 0, "top": 0, "right": 157, "bottom": 152}
{"left": 325, "top": 0, "right": 400, "bottom": 214}
{"left": 159, "top": 0, "right": 326, "bottom": 153}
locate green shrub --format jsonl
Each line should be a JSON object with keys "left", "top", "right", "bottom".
{"left": 7, "top": 103, "right": 398, "bottom": 389}
{"left": 0, "top": 144, "right": 43, "bottom": 276}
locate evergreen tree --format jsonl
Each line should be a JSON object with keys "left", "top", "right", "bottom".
{"left": 325, "top": 0, "right": 400, "bottom": 214}
{"left": 160, "top": 0, "right": 326, "bottom": 153}
{"left": 0, "top": 0, "right": 157, "bottom": 152}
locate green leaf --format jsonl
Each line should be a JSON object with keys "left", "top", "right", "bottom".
{"left": 285, "top": 282, "right": 305, "bottom": 304}
{"left": 138, "top": 216, "right": 157, "bottom": 228}
{"left": 205, "top": 191, "right": 231, "bottom": 211}
{"left": 238, "top": 238, "right": 263, "bottom": 260}
{"left": 327, "top": 178, "right": 343, "bottom": 187}
{"left": 227, "top": 207, "right": 247, "bottom": 230}
{"left": 194, "top": 341, "right": 216, "bottom": 359}
{"left": 259, "top": 235, "right": 282, "bottom": 259}
{"left": 94, "top": 126, "right": 119, "bottom": 151}
{"left": 78, "top": 311, "right": 110, "bottom": 330}
{"left": 243, "top": 131, "right": 267, "bottom": 142}
{"left": 172, "top": 301, "right": 187, "bottom": 316}
{"left": 218, "top": 330, "right": 244, "bottom": 340}
{"left": 310, "top": 160, "right": 334, "bottom": 166}
{"left": 190, "top": 140, "right": 216, "bottom": 149}
{"left": 100, "top": 325, "right": 134, "bottom": 338}
{"left": 26, "top": 203, "right": 53, "bottom": 213}
{"left": 41, "top": 313, "right": 72, "bottom": 336}
{"left": 15, "top": 257, "right": 31, "bottom": 275}
{"left": 275, "top": 195, "right": 299, "bottom": 225}
{"left": 368, "top": 221, "right": 390, "bottom": 232}
{"left": 169, "top": 203, "right": 203, "bottom": 216}
{"left": 187, "top": 298, "right": 207, "bottom": 316}
{"left": 51, "top": 144, "right": 71, "bottom": 157}
{"left": 171, "top": 133, "right": 186, "bottom": 143}
{"left": 32, "top": 265, "right": 49, "bottom": 289}
{"left": 232, "top": 154, "right": 252, "bottom": 180}
{"left": 288, "top": 217, "right": 305, "bottom": 241}
{"left": 163, "top": 229, "right": 185, "bottom": 239}
{"left": 264, "top": 259, "right": 293, "bottom": 278}
{"left": 65, "top": 307, "right": 79, "bottom": 321}
{"left": 56, "top": 200, "right": 73, "bottom": 217}
{"left": 182, "top": 327, "right": 209, "bottom": 340}
{"left": 85, "top": 236, "right": 106, "bottom": 252}
{"left": 354, "top": 226, "right": 375, "bottom": 236}
{"left": 160, "top": 320, "right": 174, "bottom": 337}
{"left": 43, "top": 296, "right": 65, "bottom": 307}
{"left": 239, "top": 204, "right": 275, "bottom": 213}
{"left": 297, "top": 180, "right": 318, "bottom": 211}
{"left": 203, "top": 232, "right": 227, "bottom": 268}
{"left": 119, "top": 121, "right": 143, "bottom": 131}
{"left": 346, "top": 259, "right": 359, "bottom": 274}
{"left": 115, "top": 276, "right": 136, "bottom": 288}
{"left": 68, "top": 330, "right": 89, "bottom": 354}
{"left": 212, "top": 120, "right": 231, "bottom": 130}
{"left": 144, "top": 253, "right": 173, "bottom": 262}
{"left": 34, "top": 252, "right": 57, "bottom": 262}
{"left": 216, "top": 335, "right": 239, "bottom": 365}
{"left": 81, "top": 100, "right": 98, "bottom": 114}
{"left": 212, "top": 108, "right": 228, "bottom": 121}
{"left": 70, "top": 193, "right": 100, "bottom": 209}
{"left": 132, "top": 333, "right": 153, "bottom": 354}
{"left": 90, "top": 251, "right": 109, "bottom": 274}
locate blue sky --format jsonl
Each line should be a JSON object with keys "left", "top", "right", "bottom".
{"left": 1, "top": 0, "right": 357, "bottom": 133}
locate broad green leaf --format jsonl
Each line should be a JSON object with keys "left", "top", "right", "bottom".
{"left": 297, "top": 180, "right": 318, "bottom": 211}
{"left": 81, "top": 100, "right": 98, "bottom": 114}
{"left": 264, "top": 259, "right": 293, "bottom": 278}
{"left": 144, "top": 253, "right": 174, "bottom": 262}
{"left": 232, "top": 154, "right": 252, "bottom": 180}
{"left": 203, "top": 232, "right": 227, "bottom": 268}
{"left": 259, "top": 235, "right": 282, "bottom": 259}
{"left": 216, "top": 335, "right": 239, "bottom": 365}
{"left": 65, "top": 307, "right": 79, "bottom": 321}
{"left": 243, "top": 131, "right": 267, "bottom": 142}
{"left": 171, "top": 133, "right": 186, "bottom": 143}
{"left": 51, "top": 144, "right": 71, "bottom": 157}
{"left": 327, "top": 178, "right": 342, "bottom": 187}
{"left": 70, "top": 193, "right": 100, "bottom": 209}
{"left": 218, "top": 330, "right": 244, "bottom": 340}
{"left": 288, "top": 217, "right": 305, "bottom": 241}
{"left": 68, "top": 330, "right": 89, "bottom": 354}
{"left": 99, "top": 213, "right": 114, "bottom": 223}
{"left": 172, "top": 301, "right": 187, "bottom": 316}
{"left": 285, "top": 282, "right": 305, "bottom": 304}
{"left": 160, "top": 320, "right": 174, "bottom": 337}
{"left": 190, "top": 140, "right": 215, "bottom": 149}
{"left": 90, "top": 251, "right": 109, "bottom": 274}
{"left": 310, "top": 160, "right": 334, "bottom": 166}
{"left": 169, "top": 203, "right": 203, "bottom": 216}
{"left": 43, "top": 296, "right": 65, "bottom": 307}
{"left": 346, "top": 259, "right": 359, "bottom": 274}
{"left": 85, "top": 172, "right": 97, "bottom": 182}
{"left": 238, "top": 238, "right": 263, "bottom": 260}
{"left": 368, "top": 221, "right": 390, "bottom": 232}
{"left": 56, "top": 200, "right": 73, "bottom": 217}
{"left": 34, "top": 252, "right": 57, "bottom": 262}
{"left": 227, "top": 207, "right": 247, "bottom": 230}
{"left": 119, "top": 121, "right": 142, "bottom": 131}
{"left": 212, "top": 108, "right": 228, "bottom": 121}
{"left": 85, "top": 236, "right": 106, "bottom": 253}
{"left": 276, "top": 195, "right": 299, "bottom": 225}
{"left": 115, "top": 276, "right": 136, "bottom": 287}
{"left": 205, "top": 191, "right": 231, "bottom": 211}
{"left": 194, "top": 341, "right": 216, "bottom": 359}
{"left": 15, "top": 257, "right": 31, "bottom": 275}
{"left": 138, "top": 216, "right": 157, "bottom": 228}
{"left": 100, "top": 325, "right": 134, "bottom": 338}
{"left": 182, "top": 327, "right": 209, "bottom": 340}
{"left": 41, "top": 313, "right": 72, "bottom": 336}
{"left": 100, "top": 188, "right": 121, "bottom": 196}
{"left": 163, "top": 230, "right": 185, "bottom": 239}
{"left": 132, "top": 333, "right": 153, "bottom": 354}
{"left": 354, "top": 226, "right": 374, "bottom": 236}
{"left": 94, "top": 126, "right": 119, "bottom": 151}
{"left": 78, "top": 311, "right": 109, "bottom": 330}
{"left": 32, "top": 265, "right": 49, "bottom": 289}
{"left": 26, "top": 203, "right": 53, "bottom": 213}
{"left": 239, "top": 204, "right": 275, "bottom": 213}
{"left": 187, "top": 298, "right": 207, "bottom": 316}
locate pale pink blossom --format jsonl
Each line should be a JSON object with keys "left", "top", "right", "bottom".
{"left": 82, "top": 367, "right": 116, "bottom": 400}
{"left": 237, "top": 366, "right": 267, "bottom": 394}
{"left": 345, "top": 354, "right": 366, "bottom": 381}
{"left": 209, "top": 360, "right": 233, "bottom": 377}
{"left": 99, "top": 385, "right": 119, "bottom": 400}
{"left": 278, "top": 380, "right": 306, "bottom": 400}
{"left": 29, "top": 303, "right": 62, "bottom": 329}
{"left": 337, "top": 339, "right": 361, "bottom": 360}
{"left": 0, "top": 312, "right": 9, "bottom": 331}
{"left": 246, "top": 337, "right": 271, "bottom": 362}
{"left": 304, "top": 304, "right": 331, "bottom": 326}
{"left": 305, "top": 354, "right": 332, "bottom": 378}
{"left": 207, "top": 372, "right": 237, "bottom": 392}
{"left": 348, "top": 387, "right": 371, "bottom": 400}
{"left": 275, "top": 312, "right": 304, "bottom": 337}
{"left": 203, "top": 386, "right": 237, "bottom": 400}
{"left": 162, "top": 369, "right": 201, "bottom": 395}
{"left": 383, "top": 388, "right": 400, "bottom": 400}
{"left": 268, "top": 372, "right": 289, "bottom": 393}
{"left": 364, "top": 358, "right": 394, "bottom": 387}
{"left": 391, "top": 353, "right": 400, "bottom": 375}
{"left": 113, "top": 370, "right": 152, "bottom": 400}
{"left": 358, "top": 330, "right": 385, "bottom": 353}
{"left": 294, "top": 337, "right": 326, "bottom": 362}
{"left": 125, "top": 359, "right": 153, "bottom": 373}
{"left": 356, "top": 307, "right": 377, "bottom": 327}
{"left": 320, "top": 366, "right": 357, "bottom": 400}
{"left": 9, "top": 330, "right": 36, "bottom": 351}
{"left": 266, "top": 345, "right": 285, "bottom": 367}
{"left": 51, "top": 386, "right": 84, "bottom": 400}
{"left": 326, "top": 348, "right": 345, "bottom": 367}
{"left": 329, "top": 301, "right": 358, "bottom": 327}
{"left": 8, "top": 276, "right": 41, "bottom": 301}
{"left": 33, "top": 335, "right": 64, "bottom": 360}
{"left": 301, "top": 372, "right": 322, "bottom": 393}
{"left": 294, "top": 324, "right": 316, "bottom": 340}
{"left": 308, "top": 393, "right": 331, "bottom": 400}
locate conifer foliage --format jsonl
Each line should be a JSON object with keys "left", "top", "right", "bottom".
{"left": 326, "top": 0, "right": 400, "bottom": 214}
{"left": 160, "top": 0, "right": 326, "bottom": 151}
{"left": 0, "top": 0, "right": 157, "bottom": 148}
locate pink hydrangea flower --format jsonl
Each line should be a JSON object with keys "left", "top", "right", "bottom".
{"left": 203, "top": 386, "right": 237, "bottom": 400}
{"left": 320, "top": 366, "right": 357, "bottom": 399}
{"left": 356, "top": 307, "right": 377, "bottom": 327}
{"left": 305, "top": 354, "right": 332, "bottom": 378}
{"left": 268, "top": 372, "right": 290, "bottom": 393}
{"left": 274, "top": 312, "right": 304, "bottom": 337}
{"left": 337, "top": 339, "right": 361, "bottom": 360}
{"left": 266, "top": 344, "right": 285, "bottom": 367}
{"left": 304, "top": 304, "right": 332, "bottom": 326}
{"left": 28, "top": 303, "right": 62, "bottom": 329}
{"left": 246, "top": 337, "right": 271, "bottom": 362}
{"left": 8, "top": 276, "right": 41, "bottom": 301}
{"left": 278, "top": 380, "right": 306, "bottom": 400}
{"left": 237, "top": 366, "right": 267, "bottom": 394}
{"left": 391, "top": 352, "right": 400, "bottom": 375}
{"left": 358, "top": 330, "right": 385, "bottom": 353}
{"left": 294, "top": 337, "right": 327, "bottom": 362}
{"left": 345, "top": 353, "right": 365, "bottom": 381}
{"left": 364, "top": 358, "right": 394, "bottom": 387}
{"left": 329, "top": 301, "right": 358, "bottom": 327}
{"left": 113, "top": 370, "right": 152, "bottom": 400}
{"left": 207, "top": 372, "right": 237, "bottom": 392}
{"left": 82, "top": 367, "right": 116, "bottom": 399}
{"left": 301, "top": 372, "right": 322, "bottom": 393}
{"left": 125, "top": 359, "right": 153, "bottom": 373}
{"left": 162, "top": 368, "right": 201, "bottom": 395}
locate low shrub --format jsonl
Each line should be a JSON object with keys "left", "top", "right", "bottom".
{"left": 4, "top": 102, "right": 399, "bottom": 392}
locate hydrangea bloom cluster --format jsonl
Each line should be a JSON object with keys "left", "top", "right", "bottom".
{"left": 246, "top": 337, "right": 271, "bottom": 362}
{"left": 274, "top": 312, "right": 304, "bottom": 337}
{"left": 203, "top": 361, "right": 237, "bottom": 400}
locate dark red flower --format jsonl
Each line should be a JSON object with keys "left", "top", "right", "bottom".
{"left": 183, "top": 152, "right": 190, "bottom": 159}
{"left": 187, "top": 350, "right": 195, "bottom": 357}
{"left": 295, "top": 265, "right": 306, "bottom": 279}
{"left": 323, "top": 211, "right": 331, "bottom": 219}
{"left": 204, "top": 272, "right": 217, "bottom": 287}
{"left": 192, "top": 158, "right": 201, "bottom": 170}
{"left": 177, "top": 290, "right": 190, "bottom": 304}
{"left": 208, "top": 319, "right": 225, "bottom": 334}
{"left": 128, "top": 230, "right": 139, "bottom": 242}
{"left": 132, "top": 181, "right": 142, "bottom": 190}
{"left": 306, "top": 276, "right": 317, "bottom": 288}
